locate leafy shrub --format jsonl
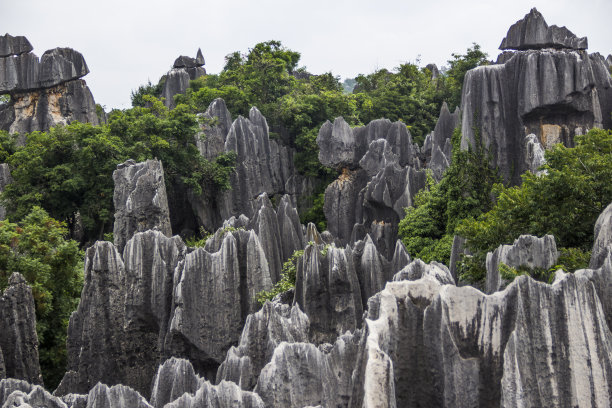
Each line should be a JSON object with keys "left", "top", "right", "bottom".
{"left": 0, "top": 207, "right": 83, "bottom": 389}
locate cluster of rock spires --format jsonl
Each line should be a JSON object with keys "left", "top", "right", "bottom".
{"left": 315, "top": 99, "right": 460, "bottom": 256}
{"left": 161, "top": 49, "right": 206, "bottom": 109}
{"left": 2, "top": 8, "right": 612, "bottom": 408}
{"left": 182, "top": 98, "right": 316, "bottom": 235}
{"left": 3, "top": 195, "right": 612, "bottom": 406}
{"left": 0, "top": 34, "right": 99, "bottom": 136}
{"left": 460, "top": 8, "right": 612, "bottom": 183}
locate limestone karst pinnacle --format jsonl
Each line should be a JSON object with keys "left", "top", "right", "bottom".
{"left": 1, "top": 7, "right": 612, "bottom": 408}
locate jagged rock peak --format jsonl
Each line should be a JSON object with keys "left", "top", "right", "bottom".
{"left": 590, "top": 202, "right": 612, "bottom": 269}
{"left": 254, "top": 333, "right": 360, "bottom": 408}
{"left": 486, "top": 234, "right": 558, "bottom": 294}
{"left": 164, "top": 380, "right": 265, "bottom": 408}
{"left": 425, "top": 63, "right": 440, "bottom": 79}
{"left": 0, "top": 34, "right": 33, "bottom": 57}
{"left": 86, "top": 382, "right": 152, "bottom": 408}
{"left": 112, "top": 159, "right": 172, "bottom": 253}
{"left": 173, "top": 49, "right": 205, "bottom": 69}
{"left": 216, "top": 301, "right": 309, "bottom": 390}
{"left": 0, "top": 46, "right": 89, "bottom": 93}
{"left": 150, "top": 357, "right": 203, "bottom": 408}
{"left": 0, "top": 272, "right": 42, "bottom": 385}
{"left": 1, "top": 384, "right": 67, "bottom": 407}
{"left": 393, "top": 258, "right": 455, "bottom": 285}
{"left": 500, "top": 8, "right": 588, "bottom": 51}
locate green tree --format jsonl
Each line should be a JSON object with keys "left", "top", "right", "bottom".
{"left": 457, "top": 128, "right": 612, "bottom": 282}
{"left": 0, "top": 207, "right": 83, "bottom": 389}
{"left": 398, "top": 127, "right": 500, "bottom": 264}
{"left": 2, "top": 97, "right": 235, "bottom": 244}
{"left": 445, "top": 43, "right": 489, "bottom": 110}
{"left": 131, "top": 77, "right": 166, "bottom": 107}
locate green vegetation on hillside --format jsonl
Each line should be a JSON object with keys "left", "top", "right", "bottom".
{"left": 398, "top": 127, "right": 500, "bottom": 264}
{"left": 398, "top": 128, "right": 611, "bottom": 284}
{"left": 456, "top": 128, "right": 611, "bottom": 282}
{"left": 0, "top": 97, "right": 235, "bottom": 245}
{"left": 0, "top": 207, "right": 83, "bottom": 389}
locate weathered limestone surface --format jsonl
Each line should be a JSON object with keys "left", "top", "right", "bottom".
{"left": 294, "top": 243, "right": 363, "bottom": 343}
{"left": 196, "top": 98, "right": 232, "bottom": 160}
{"left": 590, "top": 202, "right": 612, "bottom": 269}
{"left": 255, "top": 334, "right": 360, "bottom": 408}
{"left": 163, "top": 380, "right": 264, "bottom": 408}
{"left": 393, "top": 259, "right": 455, "bottom": 285}
{"left": 161, "top": 49, "right": 206, "bottom": 109}
{"left": 165, "top": 233, "right": 242, "bottom": 374}
{"left": 461, "top": 11, "right": 612, "bottom": 183}
{"left": 323, "top": 168, "right": 368, "bottom": 245}
{"left": 189, "top": 102, "right": 312, "bottom": 234}
{"left": 1, "top": 384, "right": 68, "bottom": 407}
{"left": 485, "top": 234, "right": 558, "bottom": 294}
{"left": 0, "top": 34, "right": 33, "bottom": 57}
{"left": 524, "top": 133, "right": 546, "bottom": 174}
{"left": 318, "top": 115, "right": 426, "bottom": 249}
{"left": 86, "top": 383, "right": 152, "bottom": 408}
{"left": 58, "top": 242, "right": 127, "bottom": 395}
{"left": 427, "top": 103, "right": 460, "bottom": 180}
{"left": 150, "top": 357, "right": 203, "bottom": 408}
{"left": 0, "top": 36, "right": 98, "bottom": 135}
{"left": 500, "top": 8, "right": 588, "bottom": 50}
{"left": 0, "top": 273, "right": 42, "bottom": 385}
{"left": 0, "top": 47, "right": 89, "bottom": 93}
{"left": 113, "top": 159, "right": 172, "bottom": 253}
{"left": 216, "top": 302, "right": 309, "bottom": 390}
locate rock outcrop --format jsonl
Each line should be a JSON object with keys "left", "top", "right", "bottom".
{"left": 254, "top": 334, "right": 360, "bottom": 408}
{"left": 0, "top": 163, "right": 13, "bottom": 220}
{"left": 500, "top": 8, "right": 588, "bottom": 51}
{"left": 426, "top": 102, "right": 460, "bottom": 180}
{"left": 188, "top": 100, "right": 315, "bottom": 234}
{"left": 161, "top": 49, "right": 206, "bottom": 109}
{"left": 0, "top": 34, "right": 33, "bottom": 57}
{"left": 0, "top": 35, "right": 98, "bottom": 135}
{"left": 294, "top": 243, "right": 363, "bottom": 343}
{"left": 393, "top": 258, "right": 455, "bottom": 285}
{"left": 460, "top": 9, "right": 612, "bottom": 183}
{"left": 485, "top": 234, "right": 558, "bottom": 293}
{"left": 318, "top": 117, "right": 426, "bottom": 246}
{"left": 113, "top": 159, "right": 172, "bottom": 253}
{"left": 216, "top": 302, "right": 309, "bottom": 390}
{"left": 86, "top": 383, "right": 152, "bottom": 408}
{"left": 0, "top": 273, "right": 42, "bottom": 385}
{"left": 590, "top": 202, "right": 612, "bottom": 269}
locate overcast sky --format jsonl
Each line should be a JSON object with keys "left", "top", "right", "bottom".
{"left": 2, "top": 0, "right": 611, "bottom": 110}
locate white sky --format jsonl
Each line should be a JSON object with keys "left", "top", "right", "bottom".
{"left": 1, "top": 0, "right": 611, "bottom": 110}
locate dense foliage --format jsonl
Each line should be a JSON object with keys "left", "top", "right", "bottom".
{"left": 457, "top": 128, "right": 612, "bottom": 282}
{"left": 162, "top": 40, "right": 488, "bottom": 227}
{"left": 1, "top": 97, "right": 236, "bottom": 244}
{"left": 398, "top": 127, "right": 500, "bottom": 264}
{"left": 399, "top": 128, "right": 610, "bottom": 283}
{"left": 0, "top": 207, "right": 83, "bottom": 389}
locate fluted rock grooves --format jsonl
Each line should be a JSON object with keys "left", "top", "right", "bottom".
{"left": 1, "top": 7, "right": 612, "bottom": 408}
{"left": 0, "top": 35, "right": 99, "bottom": 135}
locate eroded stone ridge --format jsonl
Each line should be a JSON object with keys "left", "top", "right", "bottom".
{"left": 500, "top": 8, "right": 588, "bottom": 51}
{"left": 0, "top": 273, "right": 42, "bottom": 385}
{"left": 161, "top": 49, "right": 206, "bottom": 109}
{"left": 113, "top": 159, "right": 172, "bottom": 253}
{"left": 590, "top": 202, "right": 612, "bottom": 269}
{"left": 485, "top": 234, "right": 558, "bottom": 293}
{"left": 0, "top": 34, "right": 33, "bottom": 57}
{"left": 0, "top": 35, "right": 99, "bottom": 134}
{"left": 460, "top": 48, "right": 612, "bottom": 183}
